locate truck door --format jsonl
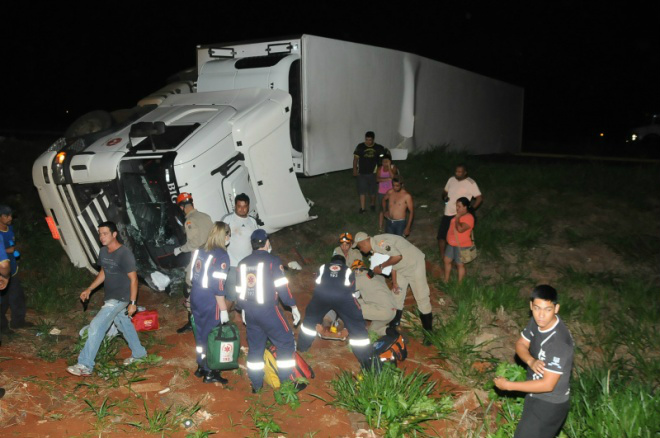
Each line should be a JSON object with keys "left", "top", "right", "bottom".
{"left": 231, "top": 92, "right": 312, "bottom": 231}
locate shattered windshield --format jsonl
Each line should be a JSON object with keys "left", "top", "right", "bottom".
{"left": 119, "top": 158, "right": 184, "bottom": 272}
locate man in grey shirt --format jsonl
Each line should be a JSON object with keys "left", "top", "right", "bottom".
{"left": 67, "top": 221, "right": 147, "bottom": 376}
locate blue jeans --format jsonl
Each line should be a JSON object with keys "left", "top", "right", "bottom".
{"left": 385, "top": 218, "right": 406, "bottom": 236}
{"left": 78, "top": 299, "right": 147, "bottom": 369}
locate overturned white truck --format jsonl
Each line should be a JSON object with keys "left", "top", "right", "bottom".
{"left": 32, "top": 35, "right": 523, "bottom": 285}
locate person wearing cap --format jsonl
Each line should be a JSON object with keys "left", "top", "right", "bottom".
{"left": 353, "top": 131, "right": 387, "bottom": 213}
{"left": 351, "top": 260, "right": 398, "bottom": 336}
{"left": 332, "top": 232, "right": 363, "bottom": 267}
{"left": 353, "top": 231, "right": 433, "bottom": 342}
{"left": 221, "top": 193, "right": 259, "bottom": 307}
{"left": 237, "top": 229, "right": 301, "bottom": 392}
{"left": 172, "top": 193, "right": 214, "bottom": 334}
{"left": 0, "top": 205, "right": 32, "bottom": 330}
{"left": 297, "top": 255, "right": 378, "bottom": 370}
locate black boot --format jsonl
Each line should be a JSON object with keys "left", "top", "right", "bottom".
{"left": 388, "top": 310, "right": 403, "bottom": 329}
{"left": 203, "top": 370, "right": 228, "bottom": 384}
{"left": 194, "top": 366, "right": 209, "bottom": 378}
{"left": 177, "top": 314, "right": 193, "bottom": 334}
{"left": 420, "top": 312, "right": 433, "bottom": 346}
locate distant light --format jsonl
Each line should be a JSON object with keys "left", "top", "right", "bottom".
{"left": 599, "top": 133, "right": 604, "bottom": 137}
{"left": 65, "top": 110, "right": 69, "bottom": 114}
{"left": 632, "top": 134, "right": 638, "bottom": 141}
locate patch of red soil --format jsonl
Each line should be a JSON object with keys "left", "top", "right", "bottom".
{"left": 0, "top": 259, "right": 467, "bottom": 437}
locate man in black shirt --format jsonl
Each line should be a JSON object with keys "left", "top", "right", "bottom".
{"left": 353, "top": 131, "right": 387, "bottom": 213}
{"left": 494, "top": 285, "right": 573, "bottom": 438}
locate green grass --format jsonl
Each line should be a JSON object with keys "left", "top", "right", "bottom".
{"left": 320, "top": 364, "right": 453, "bottom": 438}
{"left": 563, "top": 368, "right": 660, "bottom": 438}
{"left": 127, "top": 400, "right": 202, "bottom": 434}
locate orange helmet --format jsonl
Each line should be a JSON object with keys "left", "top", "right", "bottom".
{"left": 176, "top": 192, "right": 193, "bottom": 205}
{"left": 339, "top": 232, "right": 353, "bottom": 244}
{"left": 350, "top": 259, "right": 366, "bottom": 271}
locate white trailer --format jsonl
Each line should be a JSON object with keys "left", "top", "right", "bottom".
{"left": 32, "top": 34, "right": 523, "bottom": 280}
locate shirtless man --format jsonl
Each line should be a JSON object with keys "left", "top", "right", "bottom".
{"left": 380, "top": 178, "right": 414, "bottom": 237}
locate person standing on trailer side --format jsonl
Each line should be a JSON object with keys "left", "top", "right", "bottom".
{"left": 237, "top": 229, "right": 301, "bottom": 393}
{"left": 297, "top": 255, "right": 378, "bottom": 370}
{"left": 173, "top": 192, "right": 214, "bottom": 334}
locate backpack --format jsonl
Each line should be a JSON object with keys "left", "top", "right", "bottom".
{"left": 263, "top": 344, "right": 315, "bottom": 388}
{"left": 373, "top": 332, "right": 407, "bottom": 364}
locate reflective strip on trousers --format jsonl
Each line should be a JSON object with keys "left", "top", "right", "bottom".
{"left": 247, "top": 361, "right": 265, "bottom": 370}
{"left": 276, "top": 359, "right": 296, "bottom": 369}
{"left": 349, "top": 338, "right": 371, "bottom": 347}
{"left": 274, "top": 277, "right": 289, "bottom": 287}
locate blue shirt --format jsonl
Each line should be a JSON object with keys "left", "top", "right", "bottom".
{"left": 0, "top": 235, "right": 8, "bottom": 265}
{"left": 0, "top": 226, "right": 17, "bottom": 276}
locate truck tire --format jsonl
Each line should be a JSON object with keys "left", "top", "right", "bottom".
{"left": 65, "top": 110, "right": 113, "bottom": 138}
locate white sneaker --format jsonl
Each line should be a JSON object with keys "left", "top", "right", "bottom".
{"left": 66, "top": 364, "right": 92, "bottom": 376}
{"left": 123, "top": 356, "right": 146, "bottom": 366}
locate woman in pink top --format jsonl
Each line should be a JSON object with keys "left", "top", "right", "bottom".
{"left": 443, "top": 197, "right": 474, "bottom": 283}
{"left": 376, "top": 156, "right": 398, "bottom": 229}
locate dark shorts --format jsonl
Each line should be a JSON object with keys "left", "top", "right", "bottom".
{"left": 357, "top": 173, "right": 377, "bottom": 196}
{"left": 514, "top": 396, "right": 570, "bottom": 438}
{"left": 385, "top": 218, "right": 406, "bottom": 236}
{"left": 436, "top": 214, "right": 455, "bottom": 241}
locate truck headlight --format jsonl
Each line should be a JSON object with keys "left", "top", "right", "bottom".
{"left": 52, "top": 151, "right": 67, "bottom": 184}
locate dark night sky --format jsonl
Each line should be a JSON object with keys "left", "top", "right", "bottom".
{"left": 2, "top": 1, "right": 658, "bottom": 151}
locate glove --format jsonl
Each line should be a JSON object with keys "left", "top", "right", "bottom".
{"left": 353, "top": 290, "right": 361, "bottom": 299}
{"left": 291, "top": 306, "right": 301, "bottom": 325}
{"left": 220, "top": 310, "right": 229, "bottom": 324}
{"left": 173, "top": 247, "right": 182, "bottom": 256}
{"left": 242, "top": 309, "right": 246, "bottom": 325}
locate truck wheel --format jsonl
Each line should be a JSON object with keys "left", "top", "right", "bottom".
{"left": 65, "top": 110, "right": 113, "bottom": 138}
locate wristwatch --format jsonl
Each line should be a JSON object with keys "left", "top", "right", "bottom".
{"left": 129, "top": 300, "right": 137, "bottom": 306}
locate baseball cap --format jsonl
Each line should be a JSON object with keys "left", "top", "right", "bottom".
{"left": 0, "top": 205, "right": 12, "bottom": 216}
{"left": 251, "top": 229, "right": 269, "bottom": 246}
{"left": 352, "top": 231, "right": 369, "bottom": 248}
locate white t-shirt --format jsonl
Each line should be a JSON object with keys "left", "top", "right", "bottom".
{"left": 444, "top": 177, "right": 482, "bottom": 215}
{"left": 222, "top": 213, "right": 259, "bottom": 267}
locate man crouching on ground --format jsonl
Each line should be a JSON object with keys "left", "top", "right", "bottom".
{"left": 67, "top": 221, "right": 147, "bottom": 376}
